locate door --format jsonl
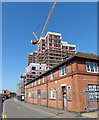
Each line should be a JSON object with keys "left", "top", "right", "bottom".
{"left": 62, "top": 86, "right": 67, "bottom": 110}
{"left": 63, "top": 94, "right": 66, "bottom": 109}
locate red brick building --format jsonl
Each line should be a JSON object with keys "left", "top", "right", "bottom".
{"left": 25, "top": 52, "right": 99, "bottom": 112}
{"left": 2, "top": 89, "right": 10, "bottom": 95}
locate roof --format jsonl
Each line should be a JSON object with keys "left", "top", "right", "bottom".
{"left": 45, "top": 32, "right": 61, "bottom": 38}
{"left": 29, "top": 53, "right": 33, "bottom": 55}
{"left": 62, "top": 42, "right": 76, "bottom": 47}
{"left": 75, "top": 52, "right": 99, "bottom": 60}
{"left": 26, "top": 52, "right": 99, "bottom": 85}
{"left": 2, "top": 89, "right": 10, "bottom": 93}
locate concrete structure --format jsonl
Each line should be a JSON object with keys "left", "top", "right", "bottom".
{"left": 28, "top": 32, "right": 76, "bottom": 69}
{"left": 17, "top": 79, "right": 25, "bottom": 101}
{"left": 25, "top": 63, "right": 48, "bottom": 84}
{"left": 25, "top": 52, "right": 99, "bottom": 112}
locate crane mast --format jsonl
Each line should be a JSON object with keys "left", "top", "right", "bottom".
{"left": 31, "top": 2, "right": 57, "bottom": 45}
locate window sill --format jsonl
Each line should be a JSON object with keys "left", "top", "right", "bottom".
{"left": 60, "top": 74, "right": 66, "bottom": 77}
{"left": 87, "top": 71, "right": 98, "bottom": 74}
{"left": 49, "top": 98, "right": 56, "bottom": 100}
{"left": 68, "top": 99, "right": 71, "bottom": 102}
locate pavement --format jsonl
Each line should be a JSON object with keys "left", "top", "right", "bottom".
{"left": 17, "top": 99, "right": 86, "bottom": 118}
{"left": 22, "top": 99, "right": 98, "bottom": 119}
{"left": 81, "top": 111, "right": 98, "bottom": 118}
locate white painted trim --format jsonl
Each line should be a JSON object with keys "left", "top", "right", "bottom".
{"left": 80, "top": 79, "right": 99, "bottom": 81}
{"left": 60, "top": 84, "right": 66, "bottom": 87}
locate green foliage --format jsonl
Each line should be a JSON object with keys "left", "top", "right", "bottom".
{"left": 0, "top": 94, "right": 9, "bottom": 97}
{"left": 10, "top": 92, "right": 16, "bottom": 97}
{"left": 0, "top": 92, "right": 16, "bottom": 98}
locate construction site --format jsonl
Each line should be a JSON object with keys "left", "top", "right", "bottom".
{"left": 18, "top": 2, "right": 76, "bottom": 99}
{"left": 26, "top": 31, "right": 76, "bottom": 83}
{"left": 2, "top": 2, "right": 98, "bottom": 119}
{"left": 28, "top": 32, "right": 76, "bottom": 67}
{"left": 25, "top": 2, "right": 76, "bottom": 83}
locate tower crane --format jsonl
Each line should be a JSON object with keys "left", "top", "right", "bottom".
{"left": 31, "top": 2, "right": 57, "bottom": 45}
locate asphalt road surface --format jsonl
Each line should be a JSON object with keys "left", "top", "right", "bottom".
{"left": 4, "top": 98, "right": 59, "bottom": 118}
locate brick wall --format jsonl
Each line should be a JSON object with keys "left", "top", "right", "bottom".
{"left": 25, "top": 57, "right": 99, "bottom": 112}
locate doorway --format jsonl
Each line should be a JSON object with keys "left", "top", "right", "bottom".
{"left": 62, "top": 86, "right": 67, "bottom": 110}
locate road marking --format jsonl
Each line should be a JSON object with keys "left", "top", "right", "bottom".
{"left": 2, "top": 114, "right": 7, "bottom": 119}
{"left": 2, "top": 103, "right": 7, "bottom": 119}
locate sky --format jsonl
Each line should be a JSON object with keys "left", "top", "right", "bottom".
{"left": 2, "top": 2, "right": 97, "bottom": 92}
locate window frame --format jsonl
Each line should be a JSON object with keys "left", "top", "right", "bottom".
{"left": 59, "top": 65, "right": 66, "bottom": 76}
{"left": 88, "top": 84, "right": 99, "bottom": 101}
{"left": 32, "top": 67, "right": 36, "bottom": 70}
{"left": 41, "top": 89, "right": 46, "bottom": 99}
{"left": 49, "top": 88, "right": 56, "bottom": 100}
{"left": 86, "top": 61, "right": 98, "bottom": 73}
{"left": 31, "top": 92, "right": 34, "bottom": 98}
{"left": 39, "top": 67, "right": 41, "bottom": 69}
{"left": 67, "top": 85, "right": 71, "bottom": 101}
{"left": 50, "top": 72, "right": 54, "bottom": 80}
{"left": 58, "top": 87, "right": 62, "bottom": 100}
{"left": 38, "top": 78, "right": 40, "bottom": 85}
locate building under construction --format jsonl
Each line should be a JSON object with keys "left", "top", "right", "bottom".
{"left": 28, "top": 32, "right": 76, "bottom": 69}
{"left": 20, "top": 3, "right": 76, "bottom": 85}
{"left": 25, "top": 63, "right": 48, "bottom": 83}
{"left": 17, "top": 78, "right": 25, "bottom": 101}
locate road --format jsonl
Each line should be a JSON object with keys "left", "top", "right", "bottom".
{"left": 3, "top": 98, "right": 58, "bottom": 118}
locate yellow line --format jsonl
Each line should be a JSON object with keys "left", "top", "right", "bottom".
{"left": 2, "top": 114, "right": 6, "bottom": 119}
{"left": 2, "top": 103, "right": 7, "bottom": 119}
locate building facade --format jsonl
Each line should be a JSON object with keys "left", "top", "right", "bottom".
{"left": 25, "top": 52, "right": 99, "bottom": 112}
{"left": 28, "top": 32, "right": 76, "bottom": 69}
{"left": 25, "top": 63, "right": 48, "bottom": 83}
{"left": 2, "top": 90, "right": 10, "bottom": 95}
{"left": 17, "top": 79, "right": 25, "bottom": 101}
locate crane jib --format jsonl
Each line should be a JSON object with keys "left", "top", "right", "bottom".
{"left": 31, "top": 2, "right": 57, "bottom": 45}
